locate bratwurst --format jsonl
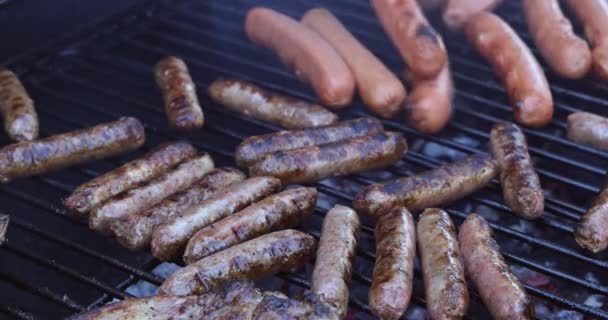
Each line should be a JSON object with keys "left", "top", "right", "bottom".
{"left": 568, "top": 0, "right": 608, "bottom": 81}
{"left": 0, "top": 68, "right": 39, "bottom": 142}
{"left": 575, "top": 177, "right": 608, "bottom": 253}
{"left": 567, "top": 112, "right": 608, "bottom": 151}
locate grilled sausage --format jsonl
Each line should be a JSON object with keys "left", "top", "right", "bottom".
{"left": 311, "top": 205, "right": 360, "bottom": 318}
{"left": 418, "top": 0, "right": 444, "bottom": 11}
{"left": 158, "top": 230, "right": 316, "bottom": 296}
{"left": 369, "top": 207, "right": 416, "bottom": 320}
{"left": 64, "top": 141, "right": 197, "bottom": 218}
{"left": 0, "top": 69, "right": 38, "bottom": 142}
{"left": 568, "top": 0, "right": 608, "bottom": 81}
{"left": 112, "top": 167, "right": 246, "bottom": 251}
{"left": 353, "top": 153, "right": 498, "bottom": 219}
{"left": 154, "top": 56, "right": 204, "bottom": 131}
{"left": 443, "top": 0, "right": 502, "bottom": 31}
{"left": 151, "top": 177, "right": 280, "bottom": 261}
{"left": 245, "top": 8, "right": 355, "bottom": 108}
{"left": 575, "top": 178, "right": 608, "bottom": 253}
{"left": 89, "top": 153, "right": 214, "bottom": 234}
{"left": 250, "top": 132, "right": 407, "bottom": 184}
{"left": 465, "top": 13, "right": 553, "bottom": 127}
{"left": 0, "top": 117, "right": 145, "bottom": 183}
{"left": 459, "top": 214, "right": 534, "bottom": 320}
{"left": 371, "top": 0, "right": 447, "bottom": 79}
{"left": 235, "top": 117, "right": 384, "bottom": 167}
{"left": 301, "top": 9, "right": 406, "bottom": 118}
{"left": 523, "top": 0, "right": 591, "bottom": 79}
{"left": 567, "top": 112, "right": 608, "bottom": 151}
{"left": 417, "top": 208, "right": 468, "bottom": 320}
{"left": 184, "top": 187, "right": 317, "bottom": 264}
{"left": 491, "top": 122, "right": 544, "bottom": 219}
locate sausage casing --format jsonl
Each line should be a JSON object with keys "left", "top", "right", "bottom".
{"left": 443, "top": 0, "right": 502, "bottom": 31}
{"left": 0, "top": 69, "right": 38, "bottom": 142}
{"left": 575, "top": 179, "right": 608, "bottom": 253}
{"left": 567, "top": 112, "right": 608, "bottom": 151}
{"left": 568, "top": 0, "right": 608, "bottom": 81}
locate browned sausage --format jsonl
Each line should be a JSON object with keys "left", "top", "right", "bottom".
{"left": 459, "top": 214, "right": 534, "bottom": 320}
{"left": 0, "top": 117, "right": 145, "bottom": 183}
{"left": 443, "top": 0, "right": 502, "bottom": 31}
{"left": 112, "top": 167, "right": 246, "bottom": 251}
{"left": 249, "top": 131, "right": 407, "bottom": 184}
{"left": 369, "top": 207, "right": 416, "bottom": 320}
{"left": 207, "top": 79, "right": 338, "bottom": 129}
{"left": 575, "top": 177, "right": 608, "bottom": 253}
{"left": 0, "top": 68, "right": 38, "bottom": 142}
{"left": 64, "top": 141, "right": 197, "bottom": 218}
{"left": 183, "top": 187, "right": 317, "bottom": 264}
{"left": 523, "top": 0, "right": 591, "bottom": 79}
{"left": 235, "top": 117, "right": 384, "bottom": 167}
{"left": 465, "top": 12, "right": 553, "bottom": 127}
{"left": 353, "top": 153, "right": 498, "bottom": 219}
{"left": 311, "top": 205, "right": 360, "bottom": 318}
{"left": 301, "top": 8, "right": 406, "bottom": 118}
{"left": 245, "top": 8, "right": 355, "bottom": 108}
{"left": 417, "top": 208, "right": 468, "bottom": 320}
{"left": 418, "top": 0, "right": 444, "bottom": 11}
{"left": 568, "top": 0, "right": 608, "bottom": 81}
{"left": 567, "top": 111, "right": 608, "bottom": 150}
{"left": 491, "top": 122, "right": 544, "bottom": 219}
{"left": 158, "top": 230, "right": 316, "bottom": 296}
{"left": 151, "top": 176, "right": 280, "bottom": 261}
{"left": 371, "top": 0, "right": 447, "bottom": 79}
{"left": 154, "top": 56, "right": 204, "bottom": 131}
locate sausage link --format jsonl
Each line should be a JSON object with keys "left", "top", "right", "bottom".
{"left": 353, "top": 153, "right": 497, "bottom": 219}
{"left": 491, "top": 122, "right": 544, "bottom": 219}
{"left": 568, "top": 0, "right": 608, "bottom": 81}
{"left": 575, "top": 178, "right": 608, "bottom": 253}
{"left": 567, "top": 112, "right": 608, "bottom": 150}
{"left": 465, "top": 13, "right": 553, "bottom": 127}
{"left": 0, "top": 117, "right": 145, "bottom": 183}
{"left": 417, "top": 208, "right": 468, "bottom": 320}
{"left": 112, "top": 167, "right": 245, "bottom": 251}
{"left": 443, "top": 0, "right": 502, "bottom": 31}
{"left": 311, "top": 205, "right": 360, "bottom": 318}
{"left": 369, "top": 207, "right": 416, "bottom": 320}
{"left": 154, "top": 56, "right": 204, "bottom": 131}
{"left": 458, "top": 214, "right": 534, "bottom": 320}
{"left": 250, "top": 132, "right": 407, "bottom": 184}
{"left": 245, "top": 8, "right": 355, "bottom": 108}
{"left": 0, "top": 69, "right": 38, "bottom": 142}
{"left": 151, "top": 177, "right": 280, "bottom": 261}
{"left": 184, "top": 187, "right": 317, "bottom": 264}
{"left": 158, "top": 230, "right": 316, "bottom": 296}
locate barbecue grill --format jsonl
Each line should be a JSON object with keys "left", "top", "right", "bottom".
{"left": 1, "top": 0, "right": 607, "bottom": 319}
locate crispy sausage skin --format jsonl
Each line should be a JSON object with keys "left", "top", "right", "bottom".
{"left": 0, "top": 117, "right": 145, "bottom": 183}
{"left": 459, "top": 214, "right": 534, "bottom": 320}
{"left": 491, "top": 122, "right": 544, "bottom": 219}
{"left": 112, "top": 167, "right": 246, "bottom": 251}
{"left": 465, "top": 13, "right": 553, "bottom": 127}
{"left": 154, "top": 56, "right": 204, "bottom": 131}
{"left": 245, "top": 8, "right": 355, "bottom": 108}
{"left": 208, "top": 79, "right": 338, "bottom": 129}
{"left": 523, "top": 0, "right": 591, "bottom": 79}
{"left": 568, "top": 0, "right": 608, "bottom": 81}
{"left": 151, "top": 177, "right": 280, "bottom": 261}
{"left": 311, "top": 205, "right": 360, "bottom": 318}
{"left": 0, "top": 69, "right": 38, "bottom": 142}
{"left": 369, "top": 207, "right": 416, "bottom": 320}
{"left": 235, "top": 117, "right": 384, "bottom": 167}
{"left": 250, "top": 132, "right": 407, "bottom": 184}
{"left": 371, "top": 0, "right": 447, "bottom": 79}
{"left": 575, "top": 178, "right": 608, "bottom": 253}
{"left": 64, "top": 141, "right": 197, "bottom": 218}
{"left": 417, "top": 208, "right": 468, "bottom": 320}
{"left": 301, "top": 9, "right": 406, "bottom": 118}
{"left": 567, "top": 112, "right": 608, "bottom": 151}
{"left": 353, "top": 154, "right": 497, "bottom": 219}
{"left": 443, "top": 0, "right": 502, "bottom": 31}
{"left": 184, "top": 187, "right": 317, "bottom": 264}
{"left": 158, "top": 230, "right": 316, "bottom": 296}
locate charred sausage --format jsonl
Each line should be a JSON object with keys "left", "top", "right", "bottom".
{"left": 369, "top": 207, "right": 416, "bottom": 320}
{"left": 443, "top": 0, "right": 502, "bottom": 31}
{"left": 575, "top": 178, "right": 608, "bottom": 253}
{"left": 158, "top": 229, "right": 316, "bottom": 296}
{"left": 568, "top": 0, "right": 608, "bottom": 81}
{"left": 249, "top": 132, "right": 407, "bottom": 184}
{"left": 0, "top": 68, "right": 38, "bottom": 142}
{"left": 459, "top": 214, "right": 534, "bottom": 320}
{"left": 465, "top": 12, "right": 553, "bottom": 127}
{"left": 245, "top": 8, "right": 355, "bottom": 108}
{"left": 151, "top": 176, "right": 280, "bottom": 261}
{"left": 0, "top": 117, "right": 145, "bottom": 183}
{"left": 184, "top": 187, "right": 317, "bottom": 264}
{"left": 567, "top": 112, "right": 608, "bottom": 151}
{"left": 112, "top": 167, "right": 246, "bottom": 251}
{"left": 311, "top": 205, "right": 360, "bottom": 318}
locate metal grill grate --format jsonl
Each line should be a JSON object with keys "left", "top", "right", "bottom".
{"left": 1, "top": 0, "right": 607, "bottom": 319}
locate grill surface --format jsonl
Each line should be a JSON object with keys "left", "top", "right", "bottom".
{"left": 1, "top": 0, "right": 607, "bottom": 319}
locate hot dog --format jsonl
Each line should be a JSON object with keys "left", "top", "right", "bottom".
{"left": 567, "top": 0, "right": 608, "bottom": 81}
{"left": 567, "top": 112, "right": 608, "bottom": 151}
{"left": 443, "top": 0, "right": 502, "bottom": 31}
{"left": 0, "top": 68, "right": 39, "bottom": 142}
{"left": 575, "top": 177, "right": 608, "bottom": 253}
